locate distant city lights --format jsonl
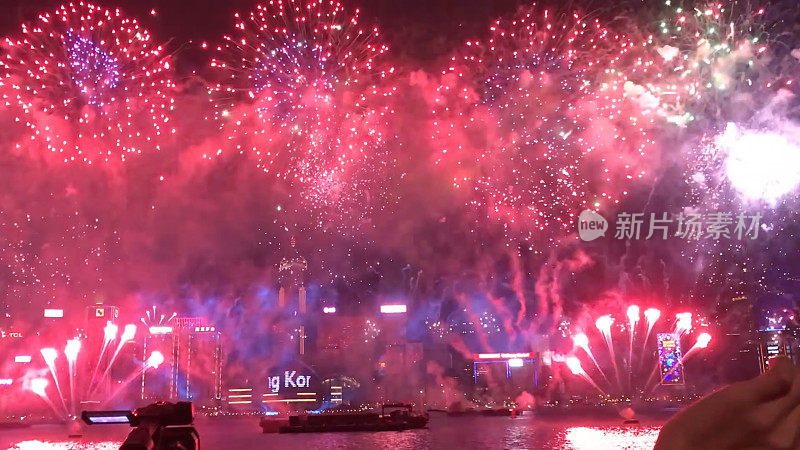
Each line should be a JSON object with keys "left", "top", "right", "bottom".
{"left": 380, "top": 304, "right": 407, "bottom": 314}
{"left": 476, "top": 352, "right": 531, "bottom": 360}
{"left": 149, "top": 326, "right": 174, "bottom": 334}
{"left": 43, "top": 309, "right": 64, "bottom": 318}
{"left": 507, "top": 358, "right": 524, "bottom": 368}
{"left": 323, "top": 306, "right": 337, "bottom": 314}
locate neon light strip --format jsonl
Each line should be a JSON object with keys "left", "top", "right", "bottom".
{"left": 228, "top": 395, "right": 252, "bottom": 398}
{"left": 262, "top": 399, "right": 317, "bottom": 403}
{"left": 296, "top": 393, "right": 317, "bottom": 396}
{"left": 228, "top": 388, "right": 252, "bottom": 392}
{"left": 262, "top": 393, "right": 278, "bottom": 397}
{"left": 149, "top": 326, "right": 173, "bottom": 334}
{"left": 475, "top": 352, "right": 531, "bottom": 360}
{"left": 228, "top": 401, "right": 252, "bottom": 404}
{"left": 380, "top": 304, "right": 407, "bottom": 314}
{"left": 44, "top": 309, "right": 64, "bottom": 318}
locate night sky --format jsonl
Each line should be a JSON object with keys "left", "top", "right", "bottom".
{"left": 0, "top": 0, "right": 530, "bottom": 67}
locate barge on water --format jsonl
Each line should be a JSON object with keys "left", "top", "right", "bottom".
{"left": 260, "top": 403, "right": 428, "bottom": 433}
{"left": 446, "top": 408, "right": 520, "bottom": 417}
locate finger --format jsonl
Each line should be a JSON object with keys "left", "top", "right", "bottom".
{"left": 744, "top": 356, "right": 795, "bottom": 403}
{"left": 763, "top": 402, "right": 800, "bottom": 450}
{"left": 758, "top": 370, "right": 800, "bottom": 428}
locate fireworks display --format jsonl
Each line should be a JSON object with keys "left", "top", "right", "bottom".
{"left": 1, "top": 0, "right": 800, "bottom": 422}
{"left": 430, "top": 5, "right": 654, "bottom": 243}
{"left": 207, "top": 0, "right": 394, "bottom": 231}
{"left": 0, "top": 2, "right": 175, "bottom": 164}
{"left": 0, "top": 209, "right": 115, "bottom": 312}
{"left": 564, "top": 306, "right": 712, "bottom": 398}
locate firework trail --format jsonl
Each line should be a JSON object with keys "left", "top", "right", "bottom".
{"left": 572, "top": 332, "right": 611, "bottom": 386}
{"left": 0, "top": 2, "right": 175, "bottom": 165}
{"left": 208, "top": 0, "right": 395, "bottom": 232}
{"left": 430, "top": 5, "right": 654, "bottom": 245}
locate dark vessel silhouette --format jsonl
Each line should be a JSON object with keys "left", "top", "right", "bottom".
{"left": 260, "top": 403, "right": 428, "bottom": 433}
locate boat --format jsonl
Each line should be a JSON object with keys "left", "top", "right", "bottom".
{"left": 446, "top": 407, "right": 519, "bottom": 417}
{"left": 260, "top": 403, "right": 428, "bottom": 433}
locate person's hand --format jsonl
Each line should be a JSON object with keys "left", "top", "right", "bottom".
{"left": 655, "top": 356, "right": 800, "bottom": 449}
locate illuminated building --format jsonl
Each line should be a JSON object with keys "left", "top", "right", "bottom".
{"left": 657, "top": 333, "right": 684, "bottom": 385}
{"left": 142, "top": 316, "right": 222, "bottom": 405}
{"left": 278, "top": 237, "right": 308, "bottom": 313}
{"left": 278, "top": 237, "right": 308, "bottom": 356}
{"left": 224, "top": 369, "right": 319, "bottom": 411}
{"left": 756, "top": 309, "right": 798, "bottom": 373}
{"left": 86, "top": 304, "right": 119, "bottom": 323}
{"left": 177, "top": 325, "right": 223, "bottom": 405}
{"left": 142, "top": 326, "right": 178, "bottom": 400}
{"left": 174, "top": 317, "right": 207, "bottom": 330}
{"left": 751, "top": 294, "right": 800, "bottom": 373}
{"left": 472, "top": 353, "right": 538, "bottom": 391}
{"left": 43, "top": 308, "right": 64, "bottom": 319}
{"left": 225, "top": 387, "right": 255, "bottom": 408}
{"left": 262, "top": 368, "right": 318, "bottom": 409}
{"left": 757, "top": 331, "right": 789, "bottom": 372}
{"left": 84, "top": 304, "right": 119, "bottom": 396}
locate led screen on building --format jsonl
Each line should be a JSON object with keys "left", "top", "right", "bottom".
{"left": 657, "top": 333, "right": 684, "bottom": 385}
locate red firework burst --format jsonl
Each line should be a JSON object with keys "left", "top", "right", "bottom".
{"left": 431, "top": 6, "right": 654, "bottom": 245}
{"left": 0, "top": 2, "right": 176, "bottom": 165}
{"left": 207, "top": 0, "right": 395, "bottom": 232}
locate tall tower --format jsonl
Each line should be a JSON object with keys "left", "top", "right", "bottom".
{"left": 278, "top": 237, "right": 308, "bottom": 313}
{"left": 278, "top": 237, "right": 308, "bottom": 356}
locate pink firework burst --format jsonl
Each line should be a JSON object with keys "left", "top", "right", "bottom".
{"left": 0, "top": 2, "right": 175, "bottom": 165}
{"left": 208, "top": 0, "right": 394, "bottom": 231}
{"left": 431, "top": 6, "right": 653, "bottom": 245}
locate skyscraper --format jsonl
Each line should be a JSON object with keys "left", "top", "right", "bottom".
{"left": 278, "top": 237, "right": 308, "bottom": 356}
{"left": 177, "top": 325, "right": 222, "bottom": 406}
{"left": 142, "top": 328, "right": 178, "bottom": 400}
{"left": 278, "top": 237, "right": 307, "bottom": 313}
